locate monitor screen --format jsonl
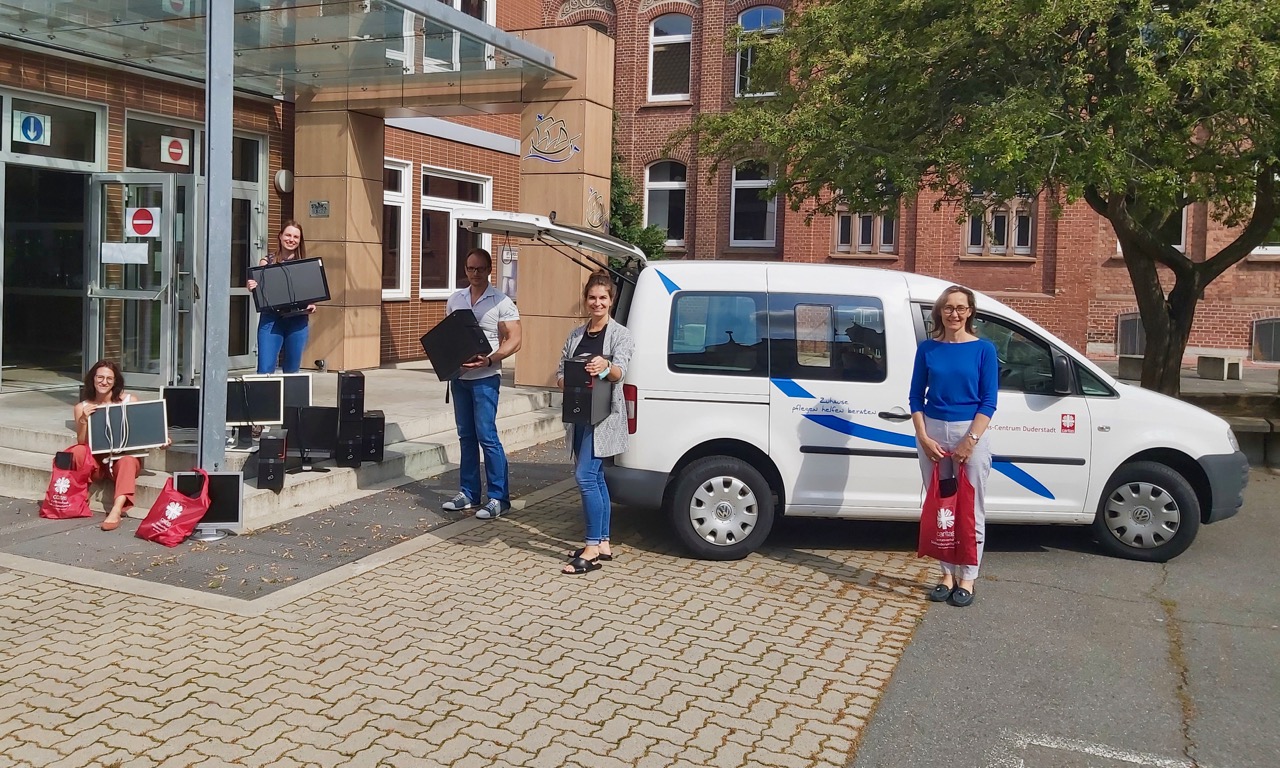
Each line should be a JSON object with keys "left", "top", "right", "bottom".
{"left": 161, "top": 386, "right": 201, "bottom": 430}
{"left": 285, "top": 405, "right": 338, "bottom": 459}
{"left": 249, "top": 257, "right": 330, "bottom": 314}
{"left": 175, "top": 471, "right": 245, "bottom": 535}
{"left": 280, "top": 372, "right": 312, "bottom": 409}
{"left": 226, "top": 376, "right": 284, "bottom": 426}
{"left": 87, "top": 400, "right": 169, "bottom": 454}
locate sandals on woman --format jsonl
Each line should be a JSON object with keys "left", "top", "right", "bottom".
{"left": 562, "top": 556, "right": 601, "bottom": 575}
{"left": 570, "top": 547, "right": 613, "bottom": 562}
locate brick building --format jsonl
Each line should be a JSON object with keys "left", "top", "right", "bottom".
{"left": 543, "top": 0, "right": 1280, "bottom": 364}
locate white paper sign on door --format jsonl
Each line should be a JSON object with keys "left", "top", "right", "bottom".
{"left": 101, "top": 243, "right": 150, "bottom": 265}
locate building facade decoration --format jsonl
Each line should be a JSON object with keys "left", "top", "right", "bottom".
{"left": 557, "top": 0, "right": 616, "bottom": 20}
{"left": 524, "top": 113, "right": 582, "bottom": 163}
{"left": 637, "top": 0, "right": 701, "bottom": 13}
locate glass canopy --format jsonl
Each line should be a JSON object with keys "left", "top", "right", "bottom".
{"left": 0, "top": 0, "right": 569, "bottom": 115}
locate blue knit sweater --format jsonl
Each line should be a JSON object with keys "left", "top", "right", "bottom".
{"left": 908, "top": 339, "right": 999, "bottom": 422}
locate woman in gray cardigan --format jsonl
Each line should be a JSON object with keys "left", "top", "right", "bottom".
{"left": 556, "top": 271, "right": 635, "bottom": 575}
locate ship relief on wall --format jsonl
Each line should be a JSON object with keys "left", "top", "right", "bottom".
{"left": 525, "top": 114, "right": 582, "bottom": 164}
{"left": 587, "top": 187, "right": 607, "bottom": 230}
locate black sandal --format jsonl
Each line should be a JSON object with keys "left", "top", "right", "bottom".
{"left": 570, "top": 547, "right": 613, "bottom": 562}
{"left": 562, "top": 556, "right": 601, "bottom": 575}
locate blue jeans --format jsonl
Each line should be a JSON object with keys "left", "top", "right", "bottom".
{"left": 573, "top": 424, "right": 610, "bottom": 545}
{"left": 257, "top": 312, "right": 310, "bottom": 374}
{"left": 451, "top": 375, "right": 509, "bottom": 504}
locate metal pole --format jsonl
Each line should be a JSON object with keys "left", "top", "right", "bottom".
{"left": 198, "top": 4, "right": 234, "bottom": 470}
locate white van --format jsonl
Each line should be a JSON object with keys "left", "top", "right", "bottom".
{"left": 458, "top": 212, "right": 1248, "bottom": 563}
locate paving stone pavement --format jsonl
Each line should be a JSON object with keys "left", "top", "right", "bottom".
{"left": 0, "top": 482, "right": 936, "bottom": 768}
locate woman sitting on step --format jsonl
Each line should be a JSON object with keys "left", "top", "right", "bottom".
{"left": 70, "top": 360, "right": 147, "bottom": 531}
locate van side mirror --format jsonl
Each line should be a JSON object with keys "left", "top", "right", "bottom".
{"left": 1052, "top": 352, "right": 1073, "bottom": 396}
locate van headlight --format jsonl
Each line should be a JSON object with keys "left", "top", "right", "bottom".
{"left": 1227, "top": 428, "right": 1240, "bottom": 452}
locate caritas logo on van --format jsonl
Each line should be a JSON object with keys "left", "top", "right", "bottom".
{"left": 1061, "top": 414, "right": 1076, "bottom": 434}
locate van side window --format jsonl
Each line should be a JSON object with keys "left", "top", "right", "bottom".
{"left": 1077, "top": 364, "right": 1115, "bottom": 396}
{"left": 668, "top": 292, "right": 768, "bottom": 376}
{"left": 769, "top": 293, "right": 887, "bottom": 383}
{"left": 972, "top": 315, "right": 1056, "bottom": 395}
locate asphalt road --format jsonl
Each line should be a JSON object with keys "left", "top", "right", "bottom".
{"left": 849, "top": 469, "right": 1279, "bottom": 768}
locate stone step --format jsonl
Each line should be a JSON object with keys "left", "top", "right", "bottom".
{"left": 2, "top": 405, "right": 566, "bottom": 532}
{"left": 0, "top": 388, "right": 556, "bottom": 459}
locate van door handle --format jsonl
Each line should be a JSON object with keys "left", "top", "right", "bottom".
{"left": 878, "top": 411, "right": 912, "bottom": 422}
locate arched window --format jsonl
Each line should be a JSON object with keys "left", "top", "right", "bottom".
{"left": 650, "top": 14, "right": 692, "bottom": 101}
{"left": 646, "top": 161, "right": 687, "bottom": 246}
{"left": 578, "top": 21, "right": 610, "bottom": 37}
{"left": 731, "top": 161, "right": 776, "bottom": 246}
{"left": 737, "top": 6, "right": 784, "bottom": 97}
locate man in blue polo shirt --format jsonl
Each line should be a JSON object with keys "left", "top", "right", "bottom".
{"left": 443, "top": 248, "right": 522, "bottom": 519}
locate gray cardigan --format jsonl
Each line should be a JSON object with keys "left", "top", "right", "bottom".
{"left": 556, "top": 320, "right": 635, "bottom": 458}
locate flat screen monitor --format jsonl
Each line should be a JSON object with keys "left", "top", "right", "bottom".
{"left": 284, "top": 405, "right": 338, "bottom": 461}
{"left": 249, "top": 257, "right": 330, "bottom": 316}
{"left": 87, "top": 400, "right": 169, "bottom": 455}
{"left": 175, "top": 471, "right": 245, "bottom": 536}
{"left": 280, "top": 372, "right": 312, "bottom": 409}
{"left": 161, "top": 386, "right": 201, "bottom": 430}
{"left": 226, "top": 375, "right": 284, "bottom": 427}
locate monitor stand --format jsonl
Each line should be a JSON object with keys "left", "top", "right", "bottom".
{"left": 225, "top": 426, "right": 257, "bottom": 453}
{"left": 189, "top": 528, "right": 230, "bottom": 543}
{"left": 288, "top": 452, "right": 330, "bottom": 474}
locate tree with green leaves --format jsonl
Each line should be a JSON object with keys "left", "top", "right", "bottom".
{"left": 687, "top": 0, "right": 1280, "bottom": 395}
{"left": 608, "top": 148, "right": 668, "bottom": 263}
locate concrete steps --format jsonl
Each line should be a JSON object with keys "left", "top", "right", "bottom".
{"left": 0, "top": 389, "right": 565, "bottom": 531}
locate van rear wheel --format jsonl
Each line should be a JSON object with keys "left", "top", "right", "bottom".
{"left": 669, "top": 456, "right": 775, "bottom": 560}
{"left": 1092, "top": 461, "right": 1200, "bottom": 562}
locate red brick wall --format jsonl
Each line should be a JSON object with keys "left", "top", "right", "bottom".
{"left": 547, "top": 1, "right": 1280, "bottom": 362}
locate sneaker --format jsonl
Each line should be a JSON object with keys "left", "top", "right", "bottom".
{"left": 441, "top": 493, "right": 473, "bottom": 512}
{"left": 475, "top": 499, "right": 507, "bottom": 519}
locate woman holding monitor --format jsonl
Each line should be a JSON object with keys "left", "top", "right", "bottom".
{"left": 70, "top": 360, "right": 142, "bottom": 531}
{"left": 247, "top": 220, "right": 316, "bottom": 374}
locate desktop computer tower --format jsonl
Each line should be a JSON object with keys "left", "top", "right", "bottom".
{"left": 257, "top": 430, "right": 288, "bottom": 491}
{"left": 336, "top": 419, "right": 362, "bottom": 468}
{"left": 362, "top": 410, "right": 385, "bottom": 463}
{"left": 561, "top": 356, "right": 613, "bottom": 425}
{"left": 338, "top": 370, "right": 365, "bottom": 422}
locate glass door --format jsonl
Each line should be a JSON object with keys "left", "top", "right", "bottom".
{"left": 85, "top": 172, "right": 184, "bottom": 389}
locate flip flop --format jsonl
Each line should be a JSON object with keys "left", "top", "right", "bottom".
{"left": 562, "top": 556, "right": 601, "bottom": 575}
{"left": 570, "top": 547, "right": 613, "bottom": 562}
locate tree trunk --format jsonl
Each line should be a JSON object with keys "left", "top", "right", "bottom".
{"left": 1121, "top": 246, "right": 1198, "bottom": 397}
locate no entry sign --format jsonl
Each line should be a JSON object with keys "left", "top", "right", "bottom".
{"left": 125, "top": 207, "right": 161, "bottom": 238}
{"left": 161, "top": 135, "right": 190, "bottom": 166}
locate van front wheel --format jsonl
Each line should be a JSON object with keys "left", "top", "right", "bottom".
{"left": 1092, "top": 461, "right": 1200, "bottom": 562}
{"left": 669, "top": 457, "right": 775, "bottom": 560}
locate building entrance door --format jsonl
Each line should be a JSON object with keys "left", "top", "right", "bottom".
{"left": 86, "top": 172, "right": 195, "bottom": 389}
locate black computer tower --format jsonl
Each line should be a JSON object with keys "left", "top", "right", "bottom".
{"left": 363, "top": 410, "right": 385, "bottom": 463}
{"left": 419, "top": 309, "right": 493, "bottom": 381}
{"left": 336, "top": 419, "right": 362, "bottom": 467}
{"left": 338, "top": 370, "right": 365, "bottom": 421}
{"left": 561, "top": 356, "right": 613, "bottom": 425}
{"left": 257, "top": 430, "right": 288, "bottom": 491}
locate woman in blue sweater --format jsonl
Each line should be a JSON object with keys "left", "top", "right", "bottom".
{"left": 909, "top": 285, "right": 999, "bottom": 607}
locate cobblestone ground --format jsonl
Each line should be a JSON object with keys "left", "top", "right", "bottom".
{"left": 0, "top": 485, "right": 934, "bottom": 768}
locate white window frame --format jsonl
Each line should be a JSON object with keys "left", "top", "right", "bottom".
{"left": 1115, "top": 206, "right": 1186, "bottom": 255}
{"left": 730, "top": 162, "right": 777, "bottom": 247}
{"left": 386, "top": 9, "right": 418, "bottom": 74}
{"left": 649, "top": 14, "right": 693, "bottom": 103}
{"left": 736, "top": 6, "right": 784, "bottom": 98}
{"left": 1252, "top": 220, "right": 1280, "bottom": 256}
{"left": 422, "top": 0, "right": 495, "bottom": 73}
{"left": 968, "top": 199, "right": 1035, "bottom": 256}
{"left": 645, "top": 161, "right": 688, "bottom": 247}
{"left": 383, "top": 159, "right": 412, "bottom": 300}
{"left": 418, "top": 165, "right": 492, "bottom": 301}
{"left": 835, "top": 209, "right": 897, "bottom": 254}
{"left": 0, "top": 88, "right": 108, "bottom": 173}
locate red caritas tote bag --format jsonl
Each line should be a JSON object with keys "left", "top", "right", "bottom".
{"left": 39, "top": 448, "right": 94, "bottom": 519}
{"left": 917, "top": 460, "right": 978, "bottom": 566}
{"left": 136, "top": 468, "right": 210, "bottom": 547}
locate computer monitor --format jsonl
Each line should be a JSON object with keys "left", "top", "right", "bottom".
{"left": 280, "top": 372, "right": 312, "bottom": 409}
{"left": 176, "top": 471, "right": 245, "bottom": 541}
{"left": 249, "top": 257, "right": 330, "bottom": 316}
{"left": 285, "top": 405, "right": 338, "bottom": 470}
{"left": 160, "top": 386, "right": 202, "bottom": 430}
{"left": 87, "top": 400, "right": 169, "bottom": 455}
{"left": 226, "top": 375, "right": 284, "bottom": 427}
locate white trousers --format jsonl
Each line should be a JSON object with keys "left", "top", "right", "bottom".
{"left": 917, "top": 416, "right": 992, "bottom": 581}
